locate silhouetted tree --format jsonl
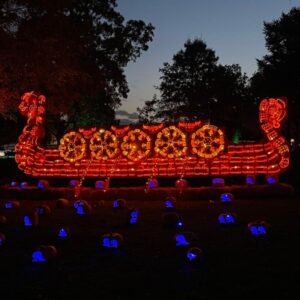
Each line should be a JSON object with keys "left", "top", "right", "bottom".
{"left": 251, "top": 7, "right": 300, "bottom": 140}
{"left": 137, "top": 94, "right": 159, "bottom": 124}
{"left": 138, "top": 39, "right": 254, "bottom": 139}
{"left": 0, "top": 0, "right": 154, "bottom": 140}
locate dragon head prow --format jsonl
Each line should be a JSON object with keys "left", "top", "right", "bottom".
{"left": 19, "top": 91, "right": 46, "bottom": 120}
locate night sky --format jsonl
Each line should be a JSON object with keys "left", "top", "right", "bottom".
{"left": 116, "top": 0, "right": 300, "bottom": 116}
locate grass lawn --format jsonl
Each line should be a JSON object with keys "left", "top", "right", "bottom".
{"left": 0, "top": 193, "right": 299, "bottom": 300}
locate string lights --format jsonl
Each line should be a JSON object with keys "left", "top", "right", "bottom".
{"left": 15, "top": 93, "right": 290, "bottom": 178}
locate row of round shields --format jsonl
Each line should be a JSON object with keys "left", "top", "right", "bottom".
{"left": 59, "top": 125, "right": 225, "bottom": 162}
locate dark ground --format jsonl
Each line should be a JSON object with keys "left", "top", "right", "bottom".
{"left": 1, "top": 196, "right": 299, "bottom": 299}
{"left": 0, "top": 156, "right": 299, "bottom": 300}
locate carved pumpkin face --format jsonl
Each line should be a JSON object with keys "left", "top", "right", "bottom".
{"left": 24, "top": 212, "right": 39, "bottom": 227}
{"left": 220, "top": 193, "right": 234, "bottom": 203}
{"left": 175, "top": 232, "right": 197, "bottom": 247}
{"left": 218, "top": 213, "right": 236, "bottom": 225}
{"left": 246, "top": 175, "right": 256, "bottom": 185}
{"left": 129, "top": 209, "right": 138, "bottom": 224}
{"left": 165, "top": 196, "right": 176, "bottom": 209}
{"left": 102, "top": 233, "right": 123, "bottom": 249}
{"left": 58, "top": 227, "right": 69, "bottom": 238}
{"left": 175, "top": 234, "right": 190, "bottom": 246}
{"left": 4, "top": 201, "right": 20, "bottom": 209}
{"left": 248, "top": 221, "right": 270, "bottom": 236}
{"left": 37, "top": 180, "right": 49, "bottom": 189}
{"left": 113, "top": 199, "right": 126, "bottom": 209}
{"left": 32, "top": 245, "right": 57, "bottom": 262}
{"left": 266, "top": 175, "right": 278, "bottom": 184}
{"left": 186, "top": 247, "right": 203, "bottom": 263}
{"left": 212, "top": 178, "right": 225, "bottom": 187}
{"left": 146, "top": 178, "right": 159, "bottom": 189}
{"left": 74, "top": 200, "right": 92, "bottom": 215}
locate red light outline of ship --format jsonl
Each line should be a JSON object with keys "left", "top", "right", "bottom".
{"left": 15, "top": 92, "right": 290, "bottom": 178}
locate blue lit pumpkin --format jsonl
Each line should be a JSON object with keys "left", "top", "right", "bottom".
{"left": 10, "top": 181, "right": 19, "bottom": 187}
{"left": 69, "top": 179, "right": 79, "bottom": 187}
{"left": 248, "top": 221, "right": 270, "bottom": 236}
{"left": 146, "top": 177, "right": 159, "bottom": 190}
{"left": 212, "top": 178, "right": 225, "bottom": 187}
{"left": 24, "top": 211, "right": 39, "bottom": 227}
{"left": 266, "top": 175, "right": 279, "bottom": 185}
{"left": 246, "top": 175, "right": 256, "bottom": 185}
{"left": 58, "top": 227, "right": 69, "bottom": 238}
{"left": 74, "top": 200, "right": 92, "bottom": 215}
{"left": 186, "top": 247, "right": 203, "bottom": 263}
{"left": 174, "top": 232, "right": 197, "bottom": 247}
{"left": 165, "top": 196, "right": 176, "bottom": 210}
{"left": 95, "top": 180, "right": 109, "bottom": 190}
{"left": 220, "top": 193, "right": 234, "bottom": 203}
{"left": 128, "top": 208, "right": 138, "bottom": 225}
{"left": 20, "top": 181, "right": 28, "bottom": 189}
{"left": 113, "top": 199, "right": 126, "bottom": 209}
{"left": 32, "top": 245, "right": 57, "bottom": 263}
{"left": 175, "top": 234, "right": 190, "bottom": 246}
{"left": 102, "top": 233, "right": 123, "bottom": 249}
{"left": 218, "top": 213, "right": 236, "bottom": 225}
{"left": 37, "top": 179, "right": 49, "bottom": 189}
{"left": 4, "top": 200, "right": 20, "bottom": 209}
{"left": 32, "top": 250, "right": 46, "bottom": 262}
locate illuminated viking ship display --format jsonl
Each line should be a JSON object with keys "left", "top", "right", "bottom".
{"left": 15, "top": 92, "right": 290, "bottom": 178}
